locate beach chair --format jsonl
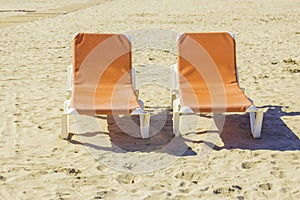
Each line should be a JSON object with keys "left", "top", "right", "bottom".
{"left": 171, "top": 32, "right": 263, "bottom": 138}
{"left": 61, "top": 33, "right": 150, "bottom": 139}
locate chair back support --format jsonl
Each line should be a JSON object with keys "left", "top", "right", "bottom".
{"left": 72, "top": 33, "right": 139, "bottom": 115}
{"left": 177, "top": 32, "right": 251, "bottom": 112}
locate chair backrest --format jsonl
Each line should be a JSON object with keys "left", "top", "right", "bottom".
{"left": 177, "top": 32, "right": 238, "bottom": 91}
{"left": 71, "top": 33, "right": 138, "bottom": 114}
{"left": 73, "top": 33, "right": 132, "bottom": 88}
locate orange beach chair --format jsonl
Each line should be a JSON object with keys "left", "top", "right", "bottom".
{"left": 61, "top": 33, "right": 150, "bottom": 139}
{"left": 171, "top": 32, "right": 263, "bottom": 138}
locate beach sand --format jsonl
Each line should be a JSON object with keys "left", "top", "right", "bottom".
{"left": 0, "top": 0, "right": 299, "bottom": 199}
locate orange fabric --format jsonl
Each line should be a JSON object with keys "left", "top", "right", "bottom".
{"left": 71, "top": 33, "right": 141, "bottom": 115}
{"left": 178, "top": 32, "right": 253, "bottom": 112}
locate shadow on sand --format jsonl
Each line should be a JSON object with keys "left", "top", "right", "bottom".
{"left": 201, "top": 105, "right": 300, "bottom": 151}
{"left": 68, "top": 109, "right": 191, "bottom": 156}
{"left": 67, "top": 105, "right": 300, "bottom": 155}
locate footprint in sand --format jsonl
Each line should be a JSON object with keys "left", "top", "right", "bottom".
{"left": 96, "top": 165, "right": 106, "bottom": 171}
{"left": 258, "top": 183, "right": 272, "bottom": 191}
{"left": 0, "top": 175, "right": 5, "bottom": 181}
{"left": 95, "top": 190, "right": 113, "bottom": 199}
{"left": 213, "top": 185, "right": 242, "bottom": 196}
{"left": 178, "top": 188, "right": 191, "bottom": 194}
{"left": 241, "top": 161, "right": 258, "bottom": 169}
{"left": 175, "top": 171, "right": 202, "bottom": 182}
{"left": 213, "top": 187, "right": 235, "bottom": 195}
{"left": 270, "top": 170, "right": 285, "bottom": 178}
{"left": 53, "top": 167, "right": 81, "bottom": 176}
{"left": 116, "top": 173, "right": 137, "bottom": 184}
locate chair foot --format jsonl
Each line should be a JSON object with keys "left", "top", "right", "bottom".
{"left": 140, "top": 113, "right": 150, "bottom": 138}
{"left": 171, "top": 93, "right": 177, "bottom": 110}
{"left": 173, "top": 112, "right": 180, "bottom": 137}
{"left": 61, "top": 113, "right": 69, "bottom": 139}
{"left": 249, "top": 110, "right": 264, "bottom": 139}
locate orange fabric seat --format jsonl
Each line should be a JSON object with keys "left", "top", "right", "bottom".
{"left": 180, "top": 83, "right": 252, "bottom": 112}
{"left": 172, "top": 32, "right": 263, "bottom": 138}
{"left": 71, "top": 33, "right": 141, "bottom": 115}
{"left": 61, "top": 33, "right": 150, "bottom": 139}
{"left": 72, "top": 84, "right": 140, "bottom": 115}
{"left": 177, "top": 32, "right": 253, "bottom": 113}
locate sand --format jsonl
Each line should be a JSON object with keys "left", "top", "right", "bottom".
{"left": 0, "top": 0, "right": 299, "bottom": 199}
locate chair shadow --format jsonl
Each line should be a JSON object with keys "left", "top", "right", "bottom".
{"left": 204, "top": 105, "right": 300, "bottom": 151}
{"left": 68, "top": 109, "right": 195, "bottom": 156}
{"left": 104, "top": 111, "right": 173, "bottom": 152}
{"left": 67, "top": 105, "right": 300, "bottom": 156}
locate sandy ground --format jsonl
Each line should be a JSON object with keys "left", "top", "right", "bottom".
{"left": 0, "top": 0, "right": 300, "bottom": 199}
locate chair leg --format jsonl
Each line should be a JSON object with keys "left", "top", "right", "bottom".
{"left": 173, "top": 112, "right": 180, "bottom": 137}
{"left": 249, "top": 111, "right": 264, "bottom": 139}
{"left": 249, "top": 112, "right": 255, "bottom": 134}
{"left": 61, "top": 113, "right": 69, "bottom": 139}
{"left": 134, "top": 89, "right": 139, "bottom": 98}
{"left": 140, "top": 113, "right": 150, "bottom": 138}
{"left": 64, "top": 99, "right": 71, "bottom": 112}
{"left": 171, "top": 93, "right": 177, "bottom": 110}
{"left": 61, "top": 99, "right": 72, "bottom": 139}
{"left": 138, "top": 99, "right": 144, "bottom": 110}
{"left": 253, "top": 111, "right": 264, "bottom": 138}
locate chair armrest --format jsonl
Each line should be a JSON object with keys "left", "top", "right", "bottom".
{"left": 235, "top": 65, "right": 246, "bottom": 92}
{"left": 132, "top": 66, "right": 139, "bottom": 97}
{"left": 66, "top": 65, "right": 73, "bottom": 99}
{"left": 170, "top": 64, "right": 179, "bottom": 109}
{"left": 170, "top": 64, "right": 179, "bottom": 94}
